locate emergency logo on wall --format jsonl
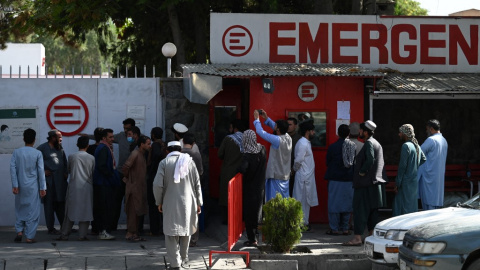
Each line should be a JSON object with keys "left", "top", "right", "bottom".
{"left": 46, "top": 94, "right": 89, "bottom": 136}
{"left": 222, "top": 25, "right": 253, "bottom": 57}
{"left": 298, "top": 82, "right": 318, "bottom": 102}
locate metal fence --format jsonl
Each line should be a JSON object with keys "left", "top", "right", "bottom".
{"left": 0, "top": 65, "right": 173, "bottom": 78}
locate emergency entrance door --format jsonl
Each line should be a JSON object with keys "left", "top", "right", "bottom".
{"left": 208, "top": 85, "right": 242, "bottom": 198}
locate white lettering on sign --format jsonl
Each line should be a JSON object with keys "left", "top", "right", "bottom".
{"left": 298, "top": 82, "right": 318, "bottom": 102}
{"left": 210, "top": 13, "right": 480, "bottom": 73}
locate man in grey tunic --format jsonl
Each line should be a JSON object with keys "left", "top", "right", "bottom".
{"left": 153, "top": 141, "right": 202, "bottom": 269}
{"left": 57, "top": 136, "right": 95, "bottom": 241}
{"left": 37, "top": 129, "right": 68, "bottom": 235}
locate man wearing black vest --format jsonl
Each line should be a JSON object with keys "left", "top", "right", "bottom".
{"left": 343, "top": 120, "right": 387, "bottom": 246}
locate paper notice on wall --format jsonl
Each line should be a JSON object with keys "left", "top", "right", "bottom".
{"left": 336, "top": 119, "right": 350, "bottom": 135}
{"left": 337, "top": 101, "right": 350, "bottom": 120}
{"left": 127, "top": 105, "right": 146, "bottom": 119}
{"left": 0, "top": 109, "right": 38, "bottom": 154}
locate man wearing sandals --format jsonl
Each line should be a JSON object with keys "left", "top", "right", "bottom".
{"left": 122, "top": 135, "right": 151, "bottom": 242}
{"left": 324, "top": 124, "right": 355, "bottom": 236}
{"left": 343, "top": 121, "right": 387, "bottom": 246}
{"left": 11, "top": 128, "right": 46, "bottom": 243}
{"left": 56, "top": 136, "right": 95, "bottom": 241}
{"left": 153, "top": 141, "right": 203, "bottom": 270}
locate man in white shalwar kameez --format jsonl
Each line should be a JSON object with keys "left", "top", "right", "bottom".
{"left": 292, "top": 121, "right": 318, "bottom": 230}
{"left": 153, "top": 141, "right": 202, "bottom": 269}
{"left": 57, "top": 136, "right": 95, "bottom": 241}
{"left": 10, "top": 128, "right": 46, "bottom": 243}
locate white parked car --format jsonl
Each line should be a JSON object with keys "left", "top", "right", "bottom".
{"left": 364, "top": 194, "right": 480, "bottom": 269}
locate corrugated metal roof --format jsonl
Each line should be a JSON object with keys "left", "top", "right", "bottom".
{"left": 182, "top": 63, "right": 384, "bottom": 78}
{"left": 376, "top": 73, "right": 480, "bottom": 93}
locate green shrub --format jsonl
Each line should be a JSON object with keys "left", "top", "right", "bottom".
{"left": 262, "top": 193, "right": 304, "bottom": 253}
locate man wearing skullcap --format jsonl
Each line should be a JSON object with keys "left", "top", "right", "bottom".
{"left": 418, "top": 119, "right": 448, "bottom": 210}
{"left": 153, "top": 141, "right": 202, "bottom": 269}
{"left": 392, "top": 124, "right": 426, "bottom": 217}
{"left": 343, "top": 120, "right": 387, "bottom": 246}
{"left": 171, "top": 123, "right": 200, "bottom": 154}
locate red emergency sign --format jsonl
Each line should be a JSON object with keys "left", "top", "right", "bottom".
{"left": 46, "top": 94, "right": 89, "bottom": 136}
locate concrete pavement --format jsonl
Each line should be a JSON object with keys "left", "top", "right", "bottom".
{"left": 0, "top": 219, "right": 374, "bottom": 270}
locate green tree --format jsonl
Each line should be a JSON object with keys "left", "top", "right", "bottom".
{"left": 394, "top": 0, "right": 428, "bottom": 16}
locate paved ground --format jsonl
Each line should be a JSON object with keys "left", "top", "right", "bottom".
{"left": 0, "top": 218, "right": 371, "bottom": 270}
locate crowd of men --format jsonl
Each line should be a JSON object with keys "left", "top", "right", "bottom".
{"left": 10, "top": 119, "right": 202, "bottom": 269}
{"left": 10, "top": 112, "right": 448, "bottom": 262}
{"left": 217, "top": 111, "right": 448, "bottom": 247}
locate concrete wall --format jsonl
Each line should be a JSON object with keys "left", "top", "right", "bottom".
{"left": 162, "top": 78, "right": 209, "bottom": 188}
{"left": 0, "top": 78, "right": 161, "bottom": 226}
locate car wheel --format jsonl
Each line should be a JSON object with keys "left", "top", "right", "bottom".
{"left": 372, "top": 262, "right": 398, "bottom": 270}
{"left": 466, "top": 258, "right": 480, "bottom": 270}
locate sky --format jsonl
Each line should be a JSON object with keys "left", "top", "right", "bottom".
{"left": 415, "top": 0, "right": 480, "bottom": 16}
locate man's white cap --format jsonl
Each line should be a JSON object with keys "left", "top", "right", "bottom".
{"left": 173, "top": 123, "right": 188, "bottom": 133}
{"left": 365, "top": 120, "right": 377, "bottom": 131}
{"left": 168, "top": 141, "right": 181, "bottom": 147}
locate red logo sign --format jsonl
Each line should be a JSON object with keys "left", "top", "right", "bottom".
{"left": 298, "top": 82, "right": 318, "bottom": 102}
{"left": 46, "top": 94, "right": 89, "bottom": 136}
{"left": 222, "top": 25, "right": 253, "bottom": 57}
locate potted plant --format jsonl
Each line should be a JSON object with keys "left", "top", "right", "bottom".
{"left": 262, "top": 193, "right": 304, "bottom": 253}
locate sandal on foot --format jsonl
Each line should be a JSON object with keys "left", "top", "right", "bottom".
{"left": 26, "top": 239, "right": 37, "bottom": 244}
{"left": 126, "top": 236, "right": 146, "bottom": 242}
{"left": 325, "top": 230, "right": 340, "bottom": 236}
{"left": 14, "top": 234, "right": 22, "bottom": 243}
{"left": 55, "top": 235, "right": 69, "bottom": 241}
{"left": 341, "top": 240, "right": 362, "bottom": 246}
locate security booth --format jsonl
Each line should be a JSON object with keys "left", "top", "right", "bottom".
{"left": 182, "top": 63, "right": 384, "bottom": 223}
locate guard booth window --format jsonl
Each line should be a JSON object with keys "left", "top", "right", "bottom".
{"left": 214, "top": 106, "right": 237, "bottom": 147}
{"left": 287, "top": 110, "right": 327, "bottom": 147}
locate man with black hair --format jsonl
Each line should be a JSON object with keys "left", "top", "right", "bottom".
{"left": 153, "top": 141, "right": 202, "bottom": 269}
{"left": 218, "top": 119, "right": 246, "bottom": 222}
{"left": 93, "top": 128, "right": 119, "bottom": 240}
{"left": 182, "top": 132, "right": 203, "bottom": 247}
{"left": 11, "top": 128, "right": 46, "bottom": 243}
{"left": 128, "top": 126, "right": 142, "bottom": 152}
{"left": 343, "top": 120, "right": 387, "bottom": 246}
{"left": 253, "top": 110, "right": 292, "bottom": 201}
{"left": 418, "top": 119, "right": 448, "bottom": 210}
{"left": 292, "top": 121, "right": 318, "bottom": 231}
{"left": 325, "top": 124, "right": 355, "bottom": 236}
{"left": 287, "top": 117, "right": 302, "bottom": 196}
{"left": 122, "top": 135, "right": 151, "bottom": 241}
{"left": 57, "top": 136, "right": 95, "bottom": 241}
{"left": 147, "top": 127, "right": 167, "bottom": 236}
{"left": 37, "top": 129, "right": 68, "bottom": 235}
{"left": 87, "top": 127, "right": 104, "bottom": 156}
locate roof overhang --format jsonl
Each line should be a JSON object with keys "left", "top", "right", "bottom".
{"left": 181, "top": 63, "right": 384, "bottom": 104}
{"left": 374, "top": 73, "right": 480, "bottom": 97}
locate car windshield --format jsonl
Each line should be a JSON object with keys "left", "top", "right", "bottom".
{"left": 457, "top": 193, "right": 480, "bottom": 209}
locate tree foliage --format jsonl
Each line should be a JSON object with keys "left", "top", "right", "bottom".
{"left": 394, "top": 0, "right": 428, "bottom": 16}
{"left": 1, "top": 0, "right": 429, "bottom": 77}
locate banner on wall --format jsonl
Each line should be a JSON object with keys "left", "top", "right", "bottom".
{"left": 0, "top": 108, "right": 38, "bottom": 154}
{"left": 211, "top": 13, "right": 480, "bottom": 73}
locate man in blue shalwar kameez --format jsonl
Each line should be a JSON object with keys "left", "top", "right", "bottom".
{"left": 418, "top": 119, "right": 448, "bottom": 210}
{"left": 253, "top": 109, "right": 292, "bottom": 201}
{"left": 11, "top": 128, "right": 46, "bottom": 243}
